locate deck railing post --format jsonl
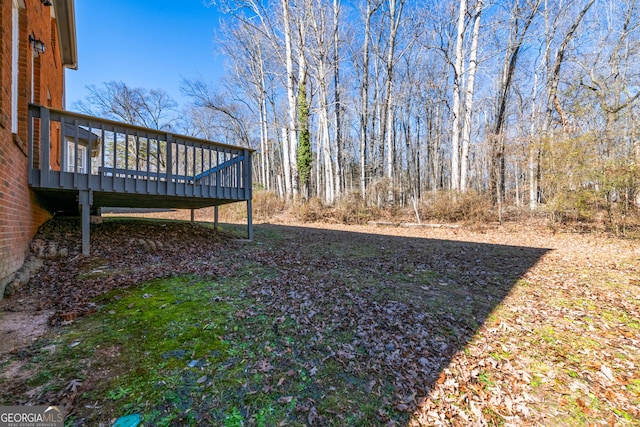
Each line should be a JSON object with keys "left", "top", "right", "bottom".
{"left": 39, "top": 105, "right": 51, "bottom": 187}
{"left": 166, "top": 133, "right": 174, "bottom": 194}
{"left": 85, "top": 125, "right": 92, "bottom": 178}
{"left": 27, "top": 106, "right": 35, "bottom": 185}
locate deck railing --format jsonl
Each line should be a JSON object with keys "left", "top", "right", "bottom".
{"left": 27, "top": 104, "right": 253, "bottom": 253}
{"left": 28, "top": 104, "right": 252, "bottom": 202}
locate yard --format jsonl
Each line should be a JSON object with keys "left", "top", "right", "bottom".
{"left": 0, "top": 216, "right": 638, "bottom": 426}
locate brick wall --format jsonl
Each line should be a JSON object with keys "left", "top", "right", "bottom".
{"left": 0, "top": 0, "right": 67, "bottom": 292}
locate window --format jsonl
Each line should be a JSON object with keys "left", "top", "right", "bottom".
{"left": 11, "top": 0, "right": 20, "bottom": 133}
{"left": 66, "top": 139, "right": 87, "bottom": 174}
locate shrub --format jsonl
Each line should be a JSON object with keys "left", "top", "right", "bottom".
{"left": 421, "top": 191, "right": 495, "bottom": 223}
{"left": 293, "top": 197, "right": 325, "bottom": 222}
{"left": 252, "top": 190, "right": 287, "bottom": 221}
{"left": 217, "top": 190, "right": 286, "bottom": 223}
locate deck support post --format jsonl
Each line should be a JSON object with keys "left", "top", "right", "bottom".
{"left": 244, "top": 149, "right": 253, "bottom": 241}
{"left": 214, "top": 206, "right": 219, "bottom": 231}
{"left": 247, "top": 199, "right": 253, "bottom": 241}
{"left": 190, "top": 208, "right": 195, "bottom": 224}
{"left": 79, "top": 190, "right": 93, "bottom": 256}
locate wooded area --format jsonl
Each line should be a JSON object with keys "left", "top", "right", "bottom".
{"left": 76, "top": 0, "right": 640, "bottom": 223}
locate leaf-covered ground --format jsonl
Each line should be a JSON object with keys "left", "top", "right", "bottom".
{"left": 0, "top": 217, "right": 638, "bottom": 426}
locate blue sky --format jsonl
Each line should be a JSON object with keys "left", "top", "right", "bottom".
{"left": 65, "top": 0, "right": 224, "bottom": 109}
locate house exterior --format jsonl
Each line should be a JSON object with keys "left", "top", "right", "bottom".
{"left": 2, "top": 0, "right": 253, "bottom": 299}
{"left": 0, "top": 0, "right": 77, "bottom": 295}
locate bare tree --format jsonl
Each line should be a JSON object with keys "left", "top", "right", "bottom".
{"left": 181, "top": 79, "right": 252, "bottom": 147}
{"left": 74, "top": 81, "right": 179, "bottom": 172}
{"left": 333, "top": 0, "right": 344, "bottom": 199}
{"left": 282, "top": 0, "right": 298, "bottom": 198}
{"left": 383, "top": 0, "right": 406, "bottom": 203}
{"left": 358, "top": 0, "right": 382, "bottom": 201}
{"left": 308, "top": 0, "right": 336, "bottom": 203}
{"left": 450, "top": 0, "right": 467, "bottom": 192}
{"left": 488, "top": 0, "right": 541, "bottom": 205}
{"left": 460, "top": 0, "right": 483, "bottom": 192}
{"left": 200, "top": 0, "right": 640, "bottom": 221}
{"left": 74, "top": 81, "right": 178, "bottom": 130}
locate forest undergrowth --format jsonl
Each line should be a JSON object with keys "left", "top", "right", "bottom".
{"left": 192, "top": 189, "right": 640, "bottom": 238}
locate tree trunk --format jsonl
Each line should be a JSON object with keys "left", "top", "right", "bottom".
{"left": 489, "top": 0, "right": 540, "bottom": 204}
{"left": 282, "top": 0, "right": 298, "bottom": 198}
{"left": 384, "top": 0, "right": 404, "bottom": 203}
{"left": 450, "top": 0, "right": 467, "bottom": 192}
{"left": 258, "top": 52, "right": 270, "bottom": 190}
{"left": 359, "top": 3, "right": 373, "bottom": 200}
{"left": 460, "top": 0, "right": 482, "bottom": 193}
{"left": 333, "top": 0, "right": 342, "bottom": 200}
{"left": 282, "top": 127, "right": 292, "bottom": 196}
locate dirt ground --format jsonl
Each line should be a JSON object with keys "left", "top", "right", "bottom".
{"left": 0, "top": 311, "right": 53, "bottom": 355}
{"left": 1, "top": 213, "right": 639, "bottom": 425}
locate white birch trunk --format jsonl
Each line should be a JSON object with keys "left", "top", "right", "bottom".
{"left": 384, "top": 0, "right": 403, "bottom": 203}
{"left": 277, "top": 174, "right": 284, "bottom": 199}
{"left": 259, "top": 95, "right": 268, "bottom": 189}
{"left": 316, "top": 131, "right": 323, "bottom": 200}
{"left": 319, "top": 100, "right": 335, "bottom": 204}
{"left": 460, "top": 0, "right": 482, "bottom": 193}
{"left": 451, "top": 0, "right": 467, "bottom": 192}
{"left": 282, "top": 0, "right": 297, "bottom": 198}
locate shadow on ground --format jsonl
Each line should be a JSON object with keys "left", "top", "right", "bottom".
{"left": 244, "top": 224, "right": 550, "bottom": 423}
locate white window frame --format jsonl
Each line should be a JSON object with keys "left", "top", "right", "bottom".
{"left": 66, "top": 139, "right": 87, "bottom": 174}
{"left": 11, "top": 0, "right": 21, "bottom": 133}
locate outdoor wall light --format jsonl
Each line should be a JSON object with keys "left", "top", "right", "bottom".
{"left": 29, "top": 34, "right": 45, "bottom": 54}
{"left": 41, "top": 0, "right": 53, "bottom": 6}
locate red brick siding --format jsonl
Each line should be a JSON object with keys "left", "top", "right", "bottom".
{"left": 0, "top": 0, "right": 68, "bottom": 287}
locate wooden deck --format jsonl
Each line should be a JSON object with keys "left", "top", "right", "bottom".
{"left": 28, "top": 104, "right": 253, "bottom": 254}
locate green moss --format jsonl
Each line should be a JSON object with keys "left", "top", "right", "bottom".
{"left": 489, "top": 350, "right": 512, "bottom": 361}
{"left": 22, "top": 269, "right": 390, "bottom": 425}
{"left": 477, "top": 371, "right": 495, "bottom": 388}
{"left": 566, "top": 370, "right": 580, "bottom": 378}
{"left": 530, "top": 375, "right": 543, "bottom": 388}
{"left": 612, "top": 408, "right": 635, "bottom": 422}
{"left": 537, "top": 325, "right": 557, "bottom": 344}
{"left": 627, "top": 379, "right": 640, "bottom": 397}
{"left": 23, "top": 276, "right": 242, "bottom": 424}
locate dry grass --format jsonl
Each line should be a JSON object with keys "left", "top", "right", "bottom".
{"left": 103, "top": 189, "right": 640, "bottom": 238}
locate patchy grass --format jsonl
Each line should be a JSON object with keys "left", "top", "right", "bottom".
{"left": 5, "top": 272, "right": 406, "bottom": 425}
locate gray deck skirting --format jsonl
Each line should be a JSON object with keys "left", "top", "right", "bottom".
{"left": 28, "top": 104, "right": 254, "bottom": 254}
